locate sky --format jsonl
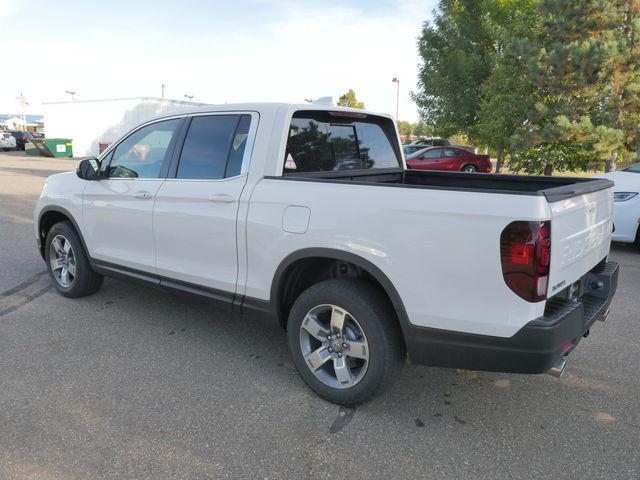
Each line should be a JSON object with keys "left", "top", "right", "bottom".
{"left": 0, "top": 0, "right": 436, "bottom": 122}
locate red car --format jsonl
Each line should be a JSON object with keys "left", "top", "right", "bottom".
{"left": 405, "top": 146, "right": 492, "bottom": 173}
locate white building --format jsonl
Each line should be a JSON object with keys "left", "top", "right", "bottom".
{"left": 42, "top": 97, "right": 208, "bottom": 157}
{"left": 0, "top": 114, "right": 44, "bottom": 132}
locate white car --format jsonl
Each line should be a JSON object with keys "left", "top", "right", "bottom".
{"left": 602, "top": 163, "right": 640, "bottom": 247}
{"left": 34, "top": 103, "right": 618, "bottom": 405}
{"left": 0, "top": 131, "right": 16, "bottom": 151}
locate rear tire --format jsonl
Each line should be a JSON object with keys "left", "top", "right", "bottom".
{"left": 287, "top": 279, "right": 406, "bottom": 405}
{"left": 461, "top": 164, "right": 478, "bottom": 172}
{"left": 45, "top": 222, "right": 103, "bottom": 298}
{"left": 2, "top": 148, "right": 10, "bottom": 152}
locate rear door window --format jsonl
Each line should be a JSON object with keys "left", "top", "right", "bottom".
{"left": 422, "top": 149, "right": 444, "bottom": 159}
{"left": 284, "top": 111, "right": 400, "bottom": 174}
{"left": 443, "top": 149, "right": 460, "bottom": 157}
{"left": 176, "top": 114, "right": 251, "bottom": 180}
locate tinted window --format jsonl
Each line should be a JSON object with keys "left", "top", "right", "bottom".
{"left": 226, "top": 115, "right": 251, "bottom": 177}
{"left": 177, "top": 115, "right": 250, "bottom": 180}
{"left": 284, "top": 111, "right": 400, "bottom": 174}
{"left": 624, "top": 162, "right": 640, "bottom": 173}
{"left": 109, "top": 119, "right": 180, "bottom": 178}
{"left": 443, "top": 148, "right": 460, "bottom": 157}
{"left": 422, "top": 148, "right": 444, "bottom": 159}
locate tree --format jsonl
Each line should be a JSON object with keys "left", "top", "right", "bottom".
{"left": 413, "top": 0, "right": 495, "bottom": 137}
{"left": 527, "top": 0, "right": 640, "bottom": 172}
{"left": 413, "top": 0, "right": 539, "bottom": 172}
{"left": 397, "top": 120, "right": 414, "bottom": 141}
{"left": 509, "top": 140, "right": 592, "bottom": 175}
{"left": 337, "top": 89, "right": 365, "bottom": 109}
{"left": 472, "top": 45, "right": 538, "bottom": 172}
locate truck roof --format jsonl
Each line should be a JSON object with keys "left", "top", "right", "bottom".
{"left": 149, "top": 102, "right": 395, "bottom": 122}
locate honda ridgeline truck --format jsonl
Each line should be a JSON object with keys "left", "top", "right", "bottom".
{"left": 34, "top": 103, "right": 618, "bottom": 405}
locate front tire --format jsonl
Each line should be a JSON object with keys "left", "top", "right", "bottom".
{"left": 287, "top": 279, "right": 406, "bottom": 405}
{"left": 45, "top": 222, "right": 103, "bottom": 298}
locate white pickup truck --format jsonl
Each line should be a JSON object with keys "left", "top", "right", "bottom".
{"left": 35, "top": 103, "right": 619, "bottom": 405}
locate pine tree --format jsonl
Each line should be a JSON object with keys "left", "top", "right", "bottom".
{"left": 530, "top": 0, "right": 640, "bottom": 171}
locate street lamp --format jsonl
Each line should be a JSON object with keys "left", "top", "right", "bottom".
{"left": 185, "top": 94, "right": 195, "bottom": 101}
{"left": 391, "top": 77, "right": 400, "bottom": 120}
{"left": 65, "top": 90, "right": 76, "bottom": 101}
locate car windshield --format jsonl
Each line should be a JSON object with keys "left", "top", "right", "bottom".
{"left": 405, "top": 148, "right": 429, "bottom": 159}
{"left": 624, "top": 162, "right": 640, "bottom": 173}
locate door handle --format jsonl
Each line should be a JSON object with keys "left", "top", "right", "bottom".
{"left": 133, "top": 191, "right": 152, "bottom": 199}
{"left": 208, "top": 194, "right": 236, "bottom": 203}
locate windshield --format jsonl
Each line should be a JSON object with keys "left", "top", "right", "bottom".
{"left": 624, "top": 162, "right": 640, "bottom": 173}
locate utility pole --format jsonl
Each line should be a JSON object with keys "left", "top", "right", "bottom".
{"left": 184, "top": 94, "right": 194, "bottom": 101}
{"left": 391, "top": 77, "right": 400, "bottom": 120}
{"left": 161, "top": 84, "right": 166, "bottom": 99}
{"left": 65, "top": 90, "right": 76, "bottom": 101}
{"left": 16, "top": 91, "right": 29, "bottom": 131}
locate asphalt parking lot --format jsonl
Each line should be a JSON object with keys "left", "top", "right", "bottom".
{"left": 1, "top": 151, "right": 639, "bottom": 479}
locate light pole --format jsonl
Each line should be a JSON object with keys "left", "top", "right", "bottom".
{"left": 65, "top": 90, "right": 76, "bottom": 101}
{"left": 391, "top": 77, "right": 400, "bottom": 120}
{"left": 184, "top": 94, "right": 195, "bottom": 101}
{"left": 161, "top": 84, "right": 166, "bottom": 98}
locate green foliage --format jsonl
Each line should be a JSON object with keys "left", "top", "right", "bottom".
{"left": 413, "top": 0, "right": 495, "bottom": 136}
{"left": 415, "top": 0, "right": 640, "bottom": 174}
{"left": 337, "top": 89, "right": 365, "bottom": 109}
{"left": 414, "top": 0, "right": 540, "bottom": 171}
{"left": 396, "top": 121, "right": 434, "bottom": 142}
{"left": 397, "top": 120, "right": 414, "bottom": 139}
{"left": 509, "top": 141, "right": 593, "bottom": 175}
{"left": 526, "top": 0, "right": 640, "bottom": 171}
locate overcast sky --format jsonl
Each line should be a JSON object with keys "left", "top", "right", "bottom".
{"left": 1, "top": 0, "right": 436, "bottom": 122}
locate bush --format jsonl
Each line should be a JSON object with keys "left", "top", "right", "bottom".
{"left": 508, "top": 141, "right": 595, "bottom": 175}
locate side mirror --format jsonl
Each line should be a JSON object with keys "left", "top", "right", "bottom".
{"left": 76, "top": 158, "right": 102, "bottom": 180}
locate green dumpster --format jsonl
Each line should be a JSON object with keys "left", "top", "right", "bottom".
{"left": 43, "top": 138, "right": 73, "bottom": 158}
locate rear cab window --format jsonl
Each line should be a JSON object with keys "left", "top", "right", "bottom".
{"left": 283, "top": 110, "right": 401, "bottom": 175}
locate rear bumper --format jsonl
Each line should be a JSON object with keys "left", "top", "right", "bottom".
{"left": 406, "top": 261, "right": 619, "bottom": 374}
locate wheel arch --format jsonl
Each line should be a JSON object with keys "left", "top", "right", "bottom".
{"left": 270, "top": 248, "right": 411, "bottom": 335}
{"left": 38, "top": 206, "right": 89, "bottom": 260}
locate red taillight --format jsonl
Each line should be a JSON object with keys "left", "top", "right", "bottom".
{"left": 500, "top": 221, "right": 551, "bottom": 302}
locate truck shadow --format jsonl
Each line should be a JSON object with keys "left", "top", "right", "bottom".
{"left": 68, "top": 275, "right": 630, "bottom": 432}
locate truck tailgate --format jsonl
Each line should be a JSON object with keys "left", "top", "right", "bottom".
{"left": 547, "top": 187, "right": 614, "bottom": 298}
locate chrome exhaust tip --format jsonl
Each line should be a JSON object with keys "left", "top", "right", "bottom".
{"left": 598, "top": 307, "right": 610, "bottom": 322}
{"left": 547, "top": 358, "right": 567, "bottom": 378}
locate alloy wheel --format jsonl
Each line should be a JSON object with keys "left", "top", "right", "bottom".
{"left": 49, "top": 234, "right": 76, "bottom": 287}
{"left": 299, "top": 304, "right": 369, "bottom": 389}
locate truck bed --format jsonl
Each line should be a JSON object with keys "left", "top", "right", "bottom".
{"left": 275, "top": 169, "right": 614, "bottom": 203}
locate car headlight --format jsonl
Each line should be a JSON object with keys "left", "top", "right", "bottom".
{"left": 614, "top": 192, "right": 638, "bottom": 202}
